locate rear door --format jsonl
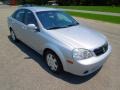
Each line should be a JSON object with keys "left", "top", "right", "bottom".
{"left": 11, "top": 9, "right": 26, "bottom": 41}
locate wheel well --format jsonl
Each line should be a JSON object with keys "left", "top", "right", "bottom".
{"left": 43, "top": 48, "right": 63, "bottom": 70}
{"left": 43, "top": 48, "right": 54, "bottom": 56}
{"left": 43, "top": 48, "right": 61, "bottom": 61}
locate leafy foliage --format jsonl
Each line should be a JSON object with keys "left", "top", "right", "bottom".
{"left": 25, "top": 0, "right": 48, "bottom": 5}
{"left": 56, "top": 0, "right": 120, "bottom": 6}
{"left": 2, "top": 0, "right": 119, "bottom": 6}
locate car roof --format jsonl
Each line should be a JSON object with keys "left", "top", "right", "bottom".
{"left": 19, "top": 6, "right": 59, "bottom": 12}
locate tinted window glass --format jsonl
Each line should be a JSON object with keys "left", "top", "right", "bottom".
{"left": 36, "top": 11, "right": 79, "bottom": 30}
{"left": 13, "top": 10, "right": 25, "bottom": 23}
{"left": 12, "top": 11, "right": 18, "bottom": 18}
{"left": 24, "top": 10, "right": 38, "bottom": 26}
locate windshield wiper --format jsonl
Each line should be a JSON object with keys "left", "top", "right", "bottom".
{"left": 66, "top": 23, "right": 79, "bottom": 27}
{"left": 47, "top": 26, "right": 66, "bottom": 30}
{"left": 47, "top": 23, "right": 79, "bottom": 30}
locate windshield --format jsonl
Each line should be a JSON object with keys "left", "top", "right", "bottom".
{"left": 36, "top": 11, "right": 79, "bottom": 30}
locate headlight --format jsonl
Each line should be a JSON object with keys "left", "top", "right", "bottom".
{"left": 73, "top": 48, "right": 93, "bottom": 60}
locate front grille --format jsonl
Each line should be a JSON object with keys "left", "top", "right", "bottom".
{"left": 94, "top": 43, "right": 108, "bottom": 56}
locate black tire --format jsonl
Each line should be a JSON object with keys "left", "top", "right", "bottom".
{"left": 10, "top": 30, "right": 18, "bottom": 42}
{"left": 44, "top": 50, "right": 63, "bottom": 74}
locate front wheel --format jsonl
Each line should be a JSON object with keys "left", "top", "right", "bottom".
{"left": 44, "top": 50, "right": 63, "bottom": 73}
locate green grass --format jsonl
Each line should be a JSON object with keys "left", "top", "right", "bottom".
{"left": 47, "top": 6, "right": 120, "bottom": 23}
{"left": 50, "top": 6, "right": 120, "bottom": 13}
{"left": 66, "top": 11, "right": 120, "bottom": 24}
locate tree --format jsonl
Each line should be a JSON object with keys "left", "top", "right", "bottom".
{"left": 112, "top": 0, "right": 120, "bottom": 6}
{"left": 57, "top": 0, "right": 120, "bottom": 6}
{"left": 20, "top": 0, "right": 120, "bottom": 6}
{"left": 26, "top": 0, "right": 48, "bottom": 5}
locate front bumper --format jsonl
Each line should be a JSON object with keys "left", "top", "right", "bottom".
{"left": 66, "top": 45, "right": 112, "bottom": 76}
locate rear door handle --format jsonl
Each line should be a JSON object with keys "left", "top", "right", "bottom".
{"left": 22, "top": 26, "right": 27, "bottom": 30}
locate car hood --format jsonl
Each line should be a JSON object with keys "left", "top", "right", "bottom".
{"left": 47, "top": 25, "right": 107, "bottom": 50}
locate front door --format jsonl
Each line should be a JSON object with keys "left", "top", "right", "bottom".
{"left": 22, "top": 10, "right": 42, "bottom": 52}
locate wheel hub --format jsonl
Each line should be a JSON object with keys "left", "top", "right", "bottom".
{"left": 11, "top": 31, "right": 15, "bottom": 41}
{"left": 46, "top": 54, "right": 58, "bottom": 71}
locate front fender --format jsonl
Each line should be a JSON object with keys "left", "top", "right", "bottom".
{"left": 42, "top": 43, "right": 68, "bottom": 71}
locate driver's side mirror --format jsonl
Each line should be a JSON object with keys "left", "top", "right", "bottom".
{"left": 27, "top": 24, "right": 37, "bottom": 31}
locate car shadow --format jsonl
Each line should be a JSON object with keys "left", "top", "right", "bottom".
{"left": 8, "top": 36, "right": 101, "bottom": 84}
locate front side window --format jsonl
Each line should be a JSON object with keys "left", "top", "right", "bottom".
{"left": 36, "top": 11, "right": 79, "bottom": 30}
{"left": 24, "top": 10, "right": 38, "bottom": 27}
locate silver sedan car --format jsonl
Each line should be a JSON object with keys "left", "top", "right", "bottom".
{"left": 7, "top": 6, "right": 112, "bottom": 76}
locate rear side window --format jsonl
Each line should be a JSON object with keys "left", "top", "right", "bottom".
{"left": 12, "top": 9, "right": 25, "bottom": 23}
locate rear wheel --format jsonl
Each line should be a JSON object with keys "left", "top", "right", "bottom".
{"left": 10, "top": 30, "right": 18, "bottom": 42}
{"left": 44, "top": 50, "right": 63, "bottom": 73}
